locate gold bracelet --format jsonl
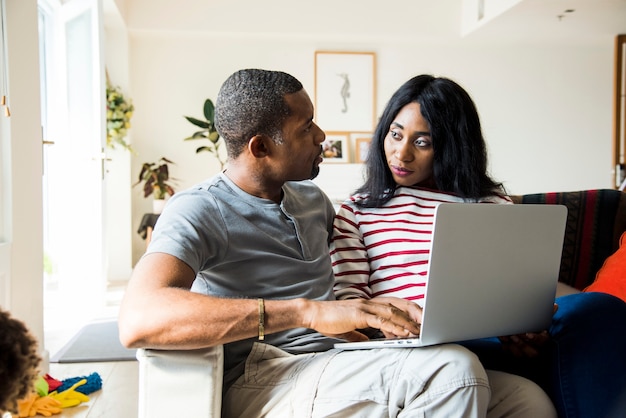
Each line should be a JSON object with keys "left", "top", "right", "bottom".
{"left": 258, "top": 298, "right": 265, "bottom": 341}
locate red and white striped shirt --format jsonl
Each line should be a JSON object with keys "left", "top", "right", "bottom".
{"left": 330, "top": 186, "right": 511, "bottom": 306}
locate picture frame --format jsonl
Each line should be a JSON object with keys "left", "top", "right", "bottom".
{"left": 353, "top": 135, "right": 373, "bottom": 164}
{"left": 321, "top": 132, "right": 350, "bottom": 163}
{"left": 314, "top": 51, "right": 376, "bottom": 133}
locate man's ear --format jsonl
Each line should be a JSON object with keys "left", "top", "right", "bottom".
{"left": 248, "top": 134, "right": 271, "bottom": 158}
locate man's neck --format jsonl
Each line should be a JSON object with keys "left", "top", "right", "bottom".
{"left": 223, "top": 165, "right": 283, "bottom": 204}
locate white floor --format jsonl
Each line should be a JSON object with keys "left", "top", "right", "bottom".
{"left": 44, "top": 280, "right": 126, "bottom": 357}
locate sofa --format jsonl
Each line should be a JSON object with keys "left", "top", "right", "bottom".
{"left": 135, "top": 189, "right": 626, "bottom": 418}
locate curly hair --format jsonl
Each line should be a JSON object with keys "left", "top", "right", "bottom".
{"left": 215, "top": 68, "right": 303, "bottom": 159}
{"left": 356, "top": 74, "right": 505, "bottom": 208}
{"left": 0, "top": 309, "right": 41, "bottom": 414}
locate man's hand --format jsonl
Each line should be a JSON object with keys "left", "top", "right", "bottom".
{"left": 301, "top": 298, "right": 421, "bottom": 342}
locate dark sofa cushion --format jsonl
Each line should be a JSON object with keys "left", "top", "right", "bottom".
{"left": 510, "top": 189, "right": 626, "bottom": 290}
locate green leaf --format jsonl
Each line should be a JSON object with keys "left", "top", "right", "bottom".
{"left": 208, "top": 130, "right": 220, "bottom": 143}
{"left": 192, "top": 131, "right": 208, "bottom": 139}
{"left": 184, "top": 116, "right": 211, "bottom": 129}
{"left": 196, "top": 145, "right": 214, "bottom": 154}
{"left": 203, "top": 99, "right": 215, "bottom": 122}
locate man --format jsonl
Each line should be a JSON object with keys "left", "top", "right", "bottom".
{"left": 119, "top": 69, "right": 553, "bottom": 417}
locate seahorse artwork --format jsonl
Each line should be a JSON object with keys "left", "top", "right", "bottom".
{"left": 338, "top": 73, "right": 350, "bottom": 113}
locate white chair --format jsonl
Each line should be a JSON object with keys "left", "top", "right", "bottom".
{"left": 136, "top": 346, "right": 224, "bottom": 417}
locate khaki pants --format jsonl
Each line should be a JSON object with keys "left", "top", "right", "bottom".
{"left": 224, "top": 343, "right": 555, "bottom": 418}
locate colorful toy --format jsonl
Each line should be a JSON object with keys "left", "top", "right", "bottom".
{"left": 55, "top": 372, "right": 102, "bottom": 395}
{"left": 42, "top": 375, "right": 62, "bottom": 393}
{"left": 16, "top": 372, "right": 102, "bottom": 416}
{"left": 49, "top": 379, "right": 90, "bottom": 408}
{"left": 16, "top": 393, "right": 62, "bottom": 417}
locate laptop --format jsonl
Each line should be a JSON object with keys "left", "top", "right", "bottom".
{"left": 334, "top": 202, "right": 567, "bottom": 350}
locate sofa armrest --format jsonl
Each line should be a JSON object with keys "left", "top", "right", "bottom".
{"left": 556, "top": 281, "right": 581, "bottom": 297}
{"left": 510, "top": 189, "right": 626, "bottom": 290}
{"left": 136, "top": 346, "right": 224, "bottom": 418}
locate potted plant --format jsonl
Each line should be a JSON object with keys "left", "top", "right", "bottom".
{"left": 183, "top": 98, "right": 226, "bottom": 170}
{"left": 106, "top": 80, "right": 134, "bottom": 152}
{"left": 134, "top": 157, "right": 176, "bottom": 214}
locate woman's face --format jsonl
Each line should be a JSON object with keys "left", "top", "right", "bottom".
{"left": 383, "top": 102, "right": 435, "bottom": 187}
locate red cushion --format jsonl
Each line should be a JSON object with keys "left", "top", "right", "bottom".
{"left": 584, "top": 231, "right": 626, "bottom": 302}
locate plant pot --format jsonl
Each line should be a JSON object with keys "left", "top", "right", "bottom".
{"left": 153, "top": 198, "right": 167, "bottom": 214}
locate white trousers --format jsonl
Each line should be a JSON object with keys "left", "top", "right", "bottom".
{"left": 223, "top": 343, "right": 556, "bottom": 418}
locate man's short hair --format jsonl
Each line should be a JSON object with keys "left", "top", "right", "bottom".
{"left": 215, "top": 69, "right": 303, "bottom": 159}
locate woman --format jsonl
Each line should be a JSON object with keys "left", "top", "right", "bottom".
{"left": 331, "top": 74, "right": 626, "bottom": 418}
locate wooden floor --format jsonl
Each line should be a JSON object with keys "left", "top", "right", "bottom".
{"left": 44, "top": 360, "right": 138, "bottom": 417}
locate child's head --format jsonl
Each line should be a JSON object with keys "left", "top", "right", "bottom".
{"left": 0, "top": 309, "right": 41, "bottom": 414}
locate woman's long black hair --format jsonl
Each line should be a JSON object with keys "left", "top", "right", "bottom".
{"left": 355, "top": 74, "right": 505, "bottom": 208}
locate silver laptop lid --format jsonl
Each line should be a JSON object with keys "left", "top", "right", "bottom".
{"left": 418, "top": 203, "right": 567, "bottom": 345}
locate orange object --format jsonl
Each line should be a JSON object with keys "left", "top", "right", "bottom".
{"left": 585, "top": 231, "right": 626, "bottom": 302}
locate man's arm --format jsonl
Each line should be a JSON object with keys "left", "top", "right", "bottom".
{"left": 118, "top": 252, "right": 422, "bottom": 350}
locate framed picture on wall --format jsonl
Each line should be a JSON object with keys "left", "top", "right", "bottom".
{"left": 322, "top": 132, "right": 349, "bottom": 163}
{"left": 353, "top": 135, "right": 373, "bottom": 164}
{"left": 314, "top": 51, "right": 376, "bottom": 133}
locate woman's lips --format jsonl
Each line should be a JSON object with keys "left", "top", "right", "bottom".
{"left": 390, "top": 165, "right": 413, "bottom": 177}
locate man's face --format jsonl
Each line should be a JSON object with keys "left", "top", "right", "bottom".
{"left": 272, "top": 90, "right": 326, "bottom": 181}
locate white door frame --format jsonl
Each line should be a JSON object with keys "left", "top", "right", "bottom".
{"left": 1, "top": 0, "right": 46, "bottom": 362}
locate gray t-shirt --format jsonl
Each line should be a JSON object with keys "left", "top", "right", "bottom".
{"left": 147, "top": 173, "right": 341, "bottom": 387}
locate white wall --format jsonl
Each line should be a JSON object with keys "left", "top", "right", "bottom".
{"left": 125, "top": 31, "right": 617, "bottom": 263}
{"left": 103, "top": 0, "right": 133, "bottom": 282}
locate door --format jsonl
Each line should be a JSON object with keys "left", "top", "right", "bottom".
{"left": 39, "top": 0, "right": 107, "bottom": 317}
{"left": 0, "top": 104, "right": 9, "bottom": 310}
